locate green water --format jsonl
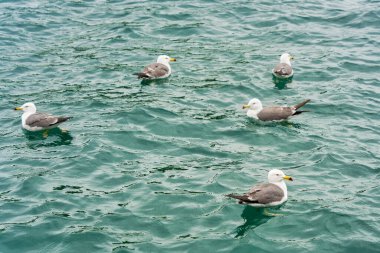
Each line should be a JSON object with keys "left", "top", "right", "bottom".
{"left": 1, "top": 0, "right": 379, "bottom": 252}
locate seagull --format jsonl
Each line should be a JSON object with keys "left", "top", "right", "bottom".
{"left": 226, "top": 169, "right": 293, "bottom": 208}
{"left": 14, "top": 102, "right": 72, "bottom": 133}
{"left": 242, "top": 98, "right": 310, "bottom": 121}
{"left": 272, "top": 53, "right": 294, "bottom": 79}
{"left": 134, "top": 55, "right": 176, "bottom": 80}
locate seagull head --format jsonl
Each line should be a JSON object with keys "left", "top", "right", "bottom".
{"left": 268, "top": 169, "right": 293, "bottom": 183}
{"left": 157, "top": 55, "right": 176, "bottom": 65}
{"left": 280, "top": 53, "right": 294, "bottom": 65}
{"left": 242, "top": 98, "right": 263, "bottom": 111}
{"left": 14, "top": 102, "right": 37, "bottom": 113}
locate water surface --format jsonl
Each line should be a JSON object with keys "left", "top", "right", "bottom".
{"left": 0, "top": 0, "right": 379, "bottom": 252}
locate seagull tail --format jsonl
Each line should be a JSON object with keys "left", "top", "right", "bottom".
{"left": 226, "top": 194, "right": 254, "bottom": 204}
{"left": 294, "top": 99, "right": 311, "bottom": 110}
{"left": 57, "top": 116, "right": 72, "bottom": 124}
{"left": 293, "top": 110, "right": 310, "bottom": 115}
{"left": 133, "top": 72, "right": 150, "bottom": 79}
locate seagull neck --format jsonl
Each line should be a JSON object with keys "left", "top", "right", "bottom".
{"left": 22, "top": 110, "right": 35, "bottom": 117}
{"left": 247, "top": 109, "right": 257, "bottom": 118}
{"left": 158, "top": 60, "right": 171, "bottom": 69}
{"left": 247, "top": 107, "right": 262, "bottom": 118}
{"left": 281, "top": 58, "right": 291, "bottom": 66}
{"left": 164, "top": 62, "right": 171, "bottom": 72}
{"left": 21, "top": 111, "right": 34, "bottom": 124}
{"left": 273, "top": 181, "right": 288, "bottom": 197}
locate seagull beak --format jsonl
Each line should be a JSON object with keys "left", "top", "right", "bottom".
{"left": 14, "top": 107, "right": 23, "bottom": 111}
{"left": 170, "top": 57, "right": 176, "bottom": 62}
{"left": 242, "top": 104, "right": 250, "bottom": 109}
{"left": 283, "top": 175, "right": 293, "bottom": 181}
{"left": 289, "top": 55, "right": 295, "bottom": 60}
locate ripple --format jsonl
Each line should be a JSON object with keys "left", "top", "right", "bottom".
{"left": 1, "top": 0, "right": 380, "bottom": 252}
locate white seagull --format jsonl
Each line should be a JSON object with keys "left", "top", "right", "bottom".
{"left": 226, "top": 169, "right": 293, "bottom": 208}
{"left": 243, "top": 98, "right": 310, "bottom": 121}
{"left": 272, "top": 53, "right": 294, "bottom": 79}
{"left": 134, "top": 55, "right": 176, "bottom": 80}
{"left": 14, "top": 102, "right": 72, "bottom": 132}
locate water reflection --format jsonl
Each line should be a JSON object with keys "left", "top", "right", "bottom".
{"left": 272, "top": 75, "right": 293, "bottom": 90}
{"left": 24, "top": 128, "right": 73, "bottom": 148}
{"left": 245, "top": 118, "right": 303, "bottom": 129}
{"left": 234, "top": 206, "right": 271, "bottom": 238}
{"left": 140, "top": 78, "right": 169, "bottom": 86}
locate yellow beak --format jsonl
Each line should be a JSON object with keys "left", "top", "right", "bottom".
{"left": 170, "top": 57, "right": 176, "bottom": 62}
{"left": 283, "top": 175, "right": 293, "bottom": 181}
{"left": 14, "top": 107, "right": 23, "bottom": 111}
{"left": 242, "top": 104, "right": 250, "bottom": 109}
{"left": 289, "top": 55, "right": 295, "bottom": 60}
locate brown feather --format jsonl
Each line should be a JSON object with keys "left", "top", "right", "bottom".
{"left": 136, "top": 63, "right": 169, "bottom": 79}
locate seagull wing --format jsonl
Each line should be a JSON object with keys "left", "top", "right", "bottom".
{"left": 273, "top": 63, "right": 292, "bottom": 76}
{"left": 257, "top": 107, "right": 294, "bottom": 121}
{"left": 137, "top": 63, "right": 170, "bottom": 79}
{"left": 26, "top": 113, "right": 70, "bottom": 128}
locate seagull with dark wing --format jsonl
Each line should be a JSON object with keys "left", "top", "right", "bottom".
{"left": 272, "top": 53, "right": 294, "bottom": 79}
{"left": 227, "top": 169, "right": 293, "bottom": 208}
{"left": 14, "top": 102, "right": 72, "bottom": 135}
{"left": 134, "top": 55, "right": 176, "bottom": 80}
{"left": 242, "top": 98, "right": 310, "bottom": 121}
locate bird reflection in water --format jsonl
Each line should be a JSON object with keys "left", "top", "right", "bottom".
{"left": 24, "top": 128, "right": 73, "bottom": 148}
{"left": 140, "top": 78, "right": 170, "bottom": 86}
{"left": 272, "top": 75, "right": 293, "bottom": 90}
{"left": 234, "top": 206, "right": 273, "bottom": 238}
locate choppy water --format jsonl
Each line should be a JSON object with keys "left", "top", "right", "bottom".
{"left": 1, "top": 0, "right": 379, "bottom": 252}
